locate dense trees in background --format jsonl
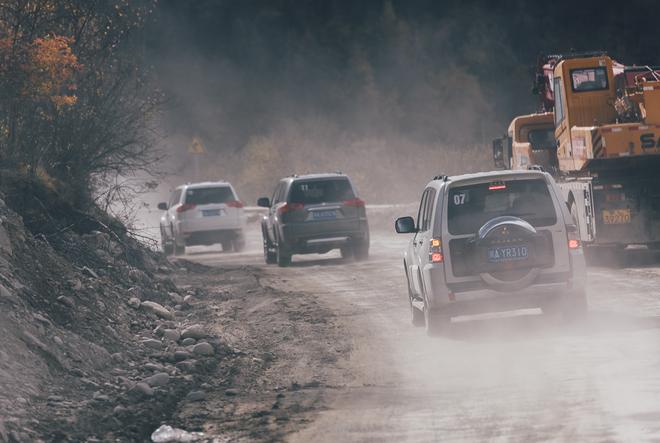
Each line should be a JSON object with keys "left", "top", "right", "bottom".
{"left": 3, "top": 1, "right": 658, "bottom": 204}
{"left": 0, "top": 0, "right": 159, "bottom": 206}
{"left": 148, "top": 0, "right": 660, "bottom": 202}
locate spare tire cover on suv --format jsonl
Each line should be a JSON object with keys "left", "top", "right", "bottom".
{"left": 475, "top": 216, "right": 542, "bottom": 292}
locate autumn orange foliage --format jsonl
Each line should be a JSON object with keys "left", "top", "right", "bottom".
{"left": 26, "top": 35, "right": 81, "bottom": 107}
{"left": 0, "top": 34, "right": 81, "bottom": 107}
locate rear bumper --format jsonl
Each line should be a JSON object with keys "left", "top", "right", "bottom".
{"left": 425, "top": 261, "right": 585, "bottom": 317}
{"left": 279, "top": 219, "right": 368, "bottom": 253}
{"left": 438, "top": 283, "right": 579, "bottom": 317}
{"left": 182, "top": 229, "right": 244, "bottom": 246}
{"left": 177, "top": 215, "right": 245, "bottom": 235}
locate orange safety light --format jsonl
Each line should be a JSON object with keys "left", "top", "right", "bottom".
{"left": 431, "top": 238, "right": 441, "bottom": 247}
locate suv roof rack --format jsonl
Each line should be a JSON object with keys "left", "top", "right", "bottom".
{"left": 432, "top": 175, "right": 449, "bottom": 181}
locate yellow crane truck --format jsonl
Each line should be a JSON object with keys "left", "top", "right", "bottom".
{"left": 493, "top": 52, "right": 660, "bottom": 249}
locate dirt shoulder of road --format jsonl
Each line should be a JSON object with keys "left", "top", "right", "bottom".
{"left": 169, "top": 263, "right": 351, "bottom": 442}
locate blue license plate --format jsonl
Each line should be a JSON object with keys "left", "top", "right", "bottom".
{"left": 488, "top": 245, "right": 529, "bottom": 263}
{"left": 202, "top": 209, "right": 221, "bottom": 217}
{"left": 312, "top": 210, "right": 337, "bottom": 220}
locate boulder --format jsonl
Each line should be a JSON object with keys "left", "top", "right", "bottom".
{"left": 141, "top": 301, "right": 174, "bottom": 320}
{"left": 181, "top": 324, "right": 206, "bottom": 340}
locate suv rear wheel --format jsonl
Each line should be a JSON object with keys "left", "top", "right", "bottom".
{"left": 263, "top": 234, "right": 277, "bottom": 264}
{"left": 160, "top": 228, "right": 174, "bottom": 256}
{"left": 424, "top": 301, "right": 449, "bottom": 336}
{"left": 276, "top": 240, "right": 291, "bottom": 267}
{"left": 340, "top": 245, "right": 353, "bottom": 260}
{"left": 353, "top": 238, "right": 369, "bottom": 261}
{"left": 232, "top": 236, "right": 246, "bottom": 252}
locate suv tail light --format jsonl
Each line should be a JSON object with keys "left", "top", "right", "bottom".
{"left": 277, "top": 202, "right": 304, "bottom": 215}
{"left": 226, "top": 200, "right": 245, "bottom": 208}
{"left": 429, "top": 238, "right": 444, "bottom": 263}
{"left": 343, "top": 198, "right": 365, "bottom": 207}
{"left": 176, "top": 203, "right": 196, "bottom": 213}
{"left": 567, "top": 225, "right": 580, "bottom": 249}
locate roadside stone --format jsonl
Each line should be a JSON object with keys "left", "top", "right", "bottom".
{"left": 128, "top": 382, "right": 154, "bottom": 398}
{"left": 111, "top": 353, "right": 123, "bottom": 363}
{"left": 181, "top": 324, "right": 206, "bottom": 340}
{"left": 144, "top": 363, "right": 165, "bottom": 372}
{"left": 192, "top": 342, "right": 214, "bottom": 356}
{"left": 174, "top": 350, "right": 192, "bottom": 362}
{"left": 57, "top": 296, "right": 75, "bottom": 308}
{"left": 175, "top": 360, "right": 197, "bottom": 372}
{"left": 183, "top": 294, "right": 193, "bottom": 305}
{"left": 225, "top": 389, "right": 238, "bottom": 396}
{"left": 181, "top": 338, "right": 196, "bottom": 346}
{"left": 33, "top": 313, "right": 52, "bottom": 327}
{"left": 82, "top": 266, "right": 99, "bottom": 279}
{"left": 144, "top": 372, "right": 169, "bottom": 387}
{"left": 113, "top": 405, "right": 127, "bottom": 415}
{"left": 163, "top": 329, "right": 180, "bottom": 342}
{"left": 174, "top": 304, "right": 183, "bottom": 311}
{"left": 186, "top": 391, "right": 206, "bottom": 402}
{"left": 141, "top": 301, "right": 174, "bottom": 320}
{"left": 128, "top": 268, "right": 148, "bottom": 283}
{"left": 127, "top": 286, "right": 143, "bottom": 300}
{"left": 69, "top": 278, "right": 83, "bottom": 290}
{"left": 169, "top": 292, "right": 183, "bottom": 304}
{"left": 141, "top": 339, "right": 163, "bottom": 350}
{"left": 154, "top": 324, "right": 166, "bottom": 337}
{"left": 128, "top": 297, "right": 141, "bottom": 309}
{"left": 93, "top": 392, "right": 110, "bottom": 402}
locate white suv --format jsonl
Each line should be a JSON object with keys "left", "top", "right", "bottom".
{"left": 158, "top": 181, "right": 246, "bottom": 255}
{"left": 395, "top": 170, "right": 587, "bottom": 335}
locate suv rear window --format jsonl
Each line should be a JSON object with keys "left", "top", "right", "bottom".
{"left": 448, "top": 179, "right": 557, "bottom": 235}
{"left": 289, "top": 179, "right": 355, "bottom": 204}
{"left": 184, "top": 187, "right": 235, "bottom": 205}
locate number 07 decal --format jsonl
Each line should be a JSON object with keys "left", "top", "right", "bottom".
{"left": 453, "top": 193, "right": 467, "bottom": 205}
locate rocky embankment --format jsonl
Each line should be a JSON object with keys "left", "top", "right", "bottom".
{"left": 0, "top": 190, "right": 231, "bottom": 442}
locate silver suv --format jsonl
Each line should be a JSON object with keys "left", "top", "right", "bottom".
{"left": 395, "top": 170, "right": 587, "bottom": 335}
{"left": 158, "top": 181, "right": 246, "bottom": 255}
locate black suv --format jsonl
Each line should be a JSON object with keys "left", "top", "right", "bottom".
{"left": 258, "top": 173, "right": 370, "bottom": 266}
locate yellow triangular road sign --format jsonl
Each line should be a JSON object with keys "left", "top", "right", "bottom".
{"left": 188, "top": 137, "right": 206, "bottom": 155}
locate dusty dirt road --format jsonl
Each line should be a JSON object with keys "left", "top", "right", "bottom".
{"left": 187, "top": 228, "right": 660, "bottom": 442}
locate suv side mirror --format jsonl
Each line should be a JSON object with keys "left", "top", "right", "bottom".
{"left": 257, "top": 197, "right": 271, "bottom": 208}
{"left": 395, "top": 216, "right": 417, "bottom": 234}
{"left": 157, "top": 202, "right": 168, "bottom": 211}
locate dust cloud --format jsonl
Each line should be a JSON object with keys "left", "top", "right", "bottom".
{"left": 143, "top": 1, "right": 529, "bottom": 205}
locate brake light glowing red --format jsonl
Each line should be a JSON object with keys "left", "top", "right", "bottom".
{"left": 226, "top": 200, "right": 245, "bottom": 208}
{"left": 488, "top": 184, "right": 507, "bottom": 191}
{"left": 343, "top": 198, "right": 365, "bottom": 207}
{"left": 568, "top": 239, "right": 580, "bottom": 249}
{"left": 176, "top": 203, "right": 196, "bottom": 213}
{"left": 429, "top": 238, "right": 443, "bottom": 263}
{"left": 277, "top": 202, "right": 304, "bottom": 215}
